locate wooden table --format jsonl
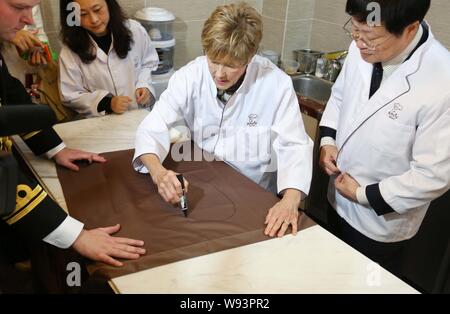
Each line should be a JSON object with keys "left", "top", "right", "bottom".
{"left": 13, "top": 109, "right": 418, "bottom": 294}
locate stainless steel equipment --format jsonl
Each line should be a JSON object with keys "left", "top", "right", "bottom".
{"left": 322, "top": 50, "right": 347, "bottom": 82}
{"left": 323, "top": 59, "right": 342, "bottom": 82}
{"left": 294, "top": 49, "right": 324, "bottom": 74}
{"left": 291, "top": 74, "right": 333, "bottom": 105}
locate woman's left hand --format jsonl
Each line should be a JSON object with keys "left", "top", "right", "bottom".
{"left": 135, "top": 88, "right": 151, "bottom": 105}
{"left": 264, "top": 189, "right": 302, "bottom": 238}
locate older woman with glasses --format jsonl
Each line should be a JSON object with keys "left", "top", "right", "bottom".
{"left": 319, "top": 0, "right": 450, "bottom": 275}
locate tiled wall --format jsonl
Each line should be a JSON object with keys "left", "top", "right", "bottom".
{"left": 261, "top": 0, "right": 450, "bottom": 62}
{"left": 261, "top": 0, "right": 314, "bottom": 61}
{"left": 310, "top": 0, "right": 351, "bottom": 52}
{"left": 41, "top": 0, "right": 262, "bottom": 69}
{"left": 260, "top": 0, "right": 288, "bottom": 57}
{"left": 41, "top": 0, "right": 450, "bottom": 68}
{"left": 425, "top": 0, "right": 450, "bottom": 50}
{"left": 259, "top": 0, "right": 450, "bottom": 143}
{"left": 310, "top": 0, "right": 450, "bottom": 53}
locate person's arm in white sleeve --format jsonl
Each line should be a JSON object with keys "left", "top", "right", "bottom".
{"left": 318, "top": 43, "right": 354, "bottom": 177}
{"left": 43, "top": 216, "right": 84, "bottom": 249}
{"left": 131, "top": 20, "right": 159, "bottom": 98}
{"left": 368, "top": 101, "right": 450, "bottom": 216}
{"left": 44, "top": 142, "right": 66, "bottom": 159}
{"left": 264, "top": 77, "right": 314, "bottom": 238}
{"left": 319, "top": 42, "right": 355, "bottom": 143}
{"left": 133, "top": 69, "right": 190, "bottom": 173}
{"left": 58, "top": 47, "right": 110, "bottom": 117}
{"left": 133, "top": 68, "right": 192, "bottom": 206}
{"left": 44, "top": 217, "right": 147, "bottom": 266}
{"left": 272, "top": 81, "right": 313, "bottom": 196}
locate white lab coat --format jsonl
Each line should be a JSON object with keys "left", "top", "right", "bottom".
{"left": 320, "top": 25, "right": 450, "bottom": 242}
{"left": 134, "top": 55, "right": 313, "bottom": 195}
{"left": 59, "top": 19, "right": 159, "bottom": 117}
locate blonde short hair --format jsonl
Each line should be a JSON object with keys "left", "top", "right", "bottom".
{"left": 201, "top": 2, "right": 263, "bottom": 66}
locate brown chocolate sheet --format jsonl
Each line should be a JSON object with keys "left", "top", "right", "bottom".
{"left": 57, "top": 148, "right": 314, "bottom": 279}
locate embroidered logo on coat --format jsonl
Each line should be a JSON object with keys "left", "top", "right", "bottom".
{"left": 247, "top": 114, "right": 258, "bottom": 127}
{"left": 388, "top": 103, "right": 403, "bottom": 120}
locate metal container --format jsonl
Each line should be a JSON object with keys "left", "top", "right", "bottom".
{"left": 324, "top": 59, "right": 342, "bottom": 82}
{"left": 294, "top": 49, "right": 323, "bottom": 74}
{"left": 260, "top": 50, "right": 280, "bottom": 66}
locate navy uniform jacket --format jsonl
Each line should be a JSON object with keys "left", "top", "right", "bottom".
{"left": 0, "top": 55, "right": 68, "bottom": 242}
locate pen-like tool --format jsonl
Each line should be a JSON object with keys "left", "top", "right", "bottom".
{"left": 176, "top": 174, "right": 188, "bottom": 217}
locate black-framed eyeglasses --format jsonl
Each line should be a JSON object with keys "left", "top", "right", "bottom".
{"left": 342, "top": 17, "right": 392, "bottom": 52}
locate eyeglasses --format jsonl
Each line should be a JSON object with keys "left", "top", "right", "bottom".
{"left": 342, "top": 17, "right": 392, "bottom": 52}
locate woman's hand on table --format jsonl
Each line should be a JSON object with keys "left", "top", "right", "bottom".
{"left": 264, "top": 189, "right": 302, "bottom": 238}
{"left": 111, "top": 96, "right": 132, "bottom": 114}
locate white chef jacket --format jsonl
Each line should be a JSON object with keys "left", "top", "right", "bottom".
{"left": 134, "top": 55, "right": 313, "bottom": 195}
{"left": 59, "top": 19, "right": 159, "bottom": 117}
{"left": 320, "top": 24, "right": 450, "bottom": 242}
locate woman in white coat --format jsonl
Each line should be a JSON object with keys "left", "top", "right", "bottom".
{"left": 59, "top": 0, "right": 158, "bottom": 118}
{"left": 319, "top": 0, "right": 450, "bottom": 274}
{"left": 134, "top": 3, "right": 313, "bottom": 238}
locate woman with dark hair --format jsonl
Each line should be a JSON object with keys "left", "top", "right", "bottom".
{"left": 59, "top": 0, "right": 158, "bottom": 117}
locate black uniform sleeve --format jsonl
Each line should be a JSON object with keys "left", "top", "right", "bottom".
{"left": 0, "top": 55, "right": 63, "bottom": 156}
{"left": 319, "top": 126, "right": 337, "bottom": 140}
{"left": 2, "top": 163, "right": 68, "bottom": 242}
{"left": 0, "top": 56, "right": 67, "bottom": 241}
{"left": 21, "top": 129, "right": 63, "bottom": 156}
{"left": 366, "top": 184, "right": 396, "bottom": 216}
